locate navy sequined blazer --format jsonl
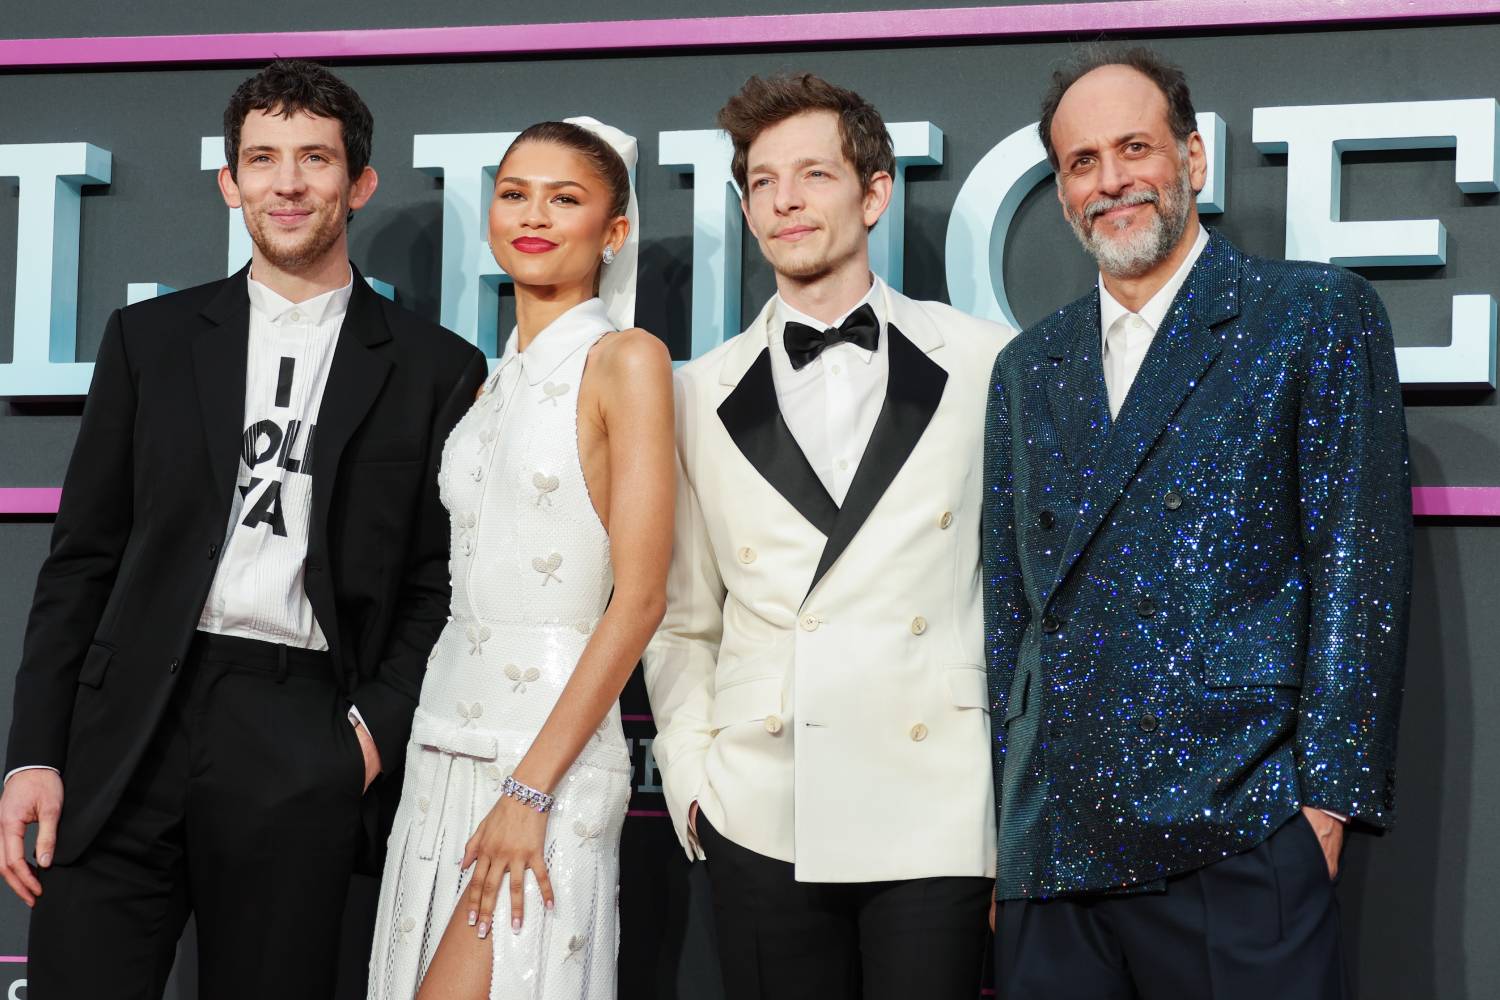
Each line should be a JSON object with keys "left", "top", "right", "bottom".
{"left": 982, "top": 231, "right": 1412, "bottom": 899}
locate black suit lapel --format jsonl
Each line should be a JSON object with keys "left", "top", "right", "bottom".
{"left": 193, "top": 267, "right": 253, "bottom": 513}
{"left": 717, "top": 348, "right": 839, "bottom": 537}
{"left": 309, "top": 270, "right": 394, "bottom": 555}
{"left": 1048, "top": 234, "right": 1241, "bottom": 600}
{"left": 807, "top": 324, "right": 947, "bottom": 596}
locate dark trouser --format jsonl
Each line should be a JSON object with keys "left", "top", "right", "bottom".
{"left": 994, "top": 811, "right": 1347, "bottom": 1000}
{"left": 698, "top": 814, "right": 992, "bottom": 1000}
{"left": 28, "top": 632, "right": 367, "bottom": 1000}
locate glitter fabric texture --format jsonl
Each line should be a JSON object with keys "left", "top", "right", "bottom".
{"left": 981, "top": 232, "right": 1412, "bottom": 900}
{"left": 369, "top": 299, "right": 631, "bottom": 998}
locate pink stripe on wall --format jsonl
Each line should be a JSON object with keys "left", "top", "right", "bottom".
{"left": 0, "top": 1, "right": 1495, "bottom": 68}
{"left": 4, "top": 487, "right": 1499, "bottom": 517}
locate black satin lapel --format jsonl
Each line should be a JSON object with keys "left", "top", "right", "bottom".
{"left": 807, "top": 325, "right": 947, "bottom": 596}
{"left": 191, "top": 288, "right": 251, "bottom": 512}
{"left": 717, "top": 349, "right": 839, "bottom": 536}
{"left": 309, "top": 284, "right": 394, "bottom": 553}
{"left": 1044, "top": 292, "right": 1111, "bottom": 475}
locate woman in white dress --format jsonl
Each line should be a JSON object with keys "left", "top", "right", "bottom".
{"left": 367, "top": 119, "right": 673, "bottom": 1000}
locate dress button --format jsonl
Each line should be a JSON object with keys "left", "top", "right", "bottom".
{"left": 909, "top": 723, "right": 929, "bottom": 742}
{"left": 910, "top": 616, "right": 928, "bottom": 636}
{"left": 938, "top": 511, "right": 953, "bottom": 530}
{"left": 800, "top": 614, "right": 820, "bottom": 632}
{"left": 1139, "top": 712, "right": 1159, "bottom": 733}
{"left": 289, "top": 310, "right": 303, "bottom": 323}
{"left": 738, "top": 547, "right": 756, "bottom": 564}
{"left": 168, "top": 658, "right": 180, "bottom": 674}
{"left": 764, "top": 714, "right": 784, "bottom": 735}
{"left": 838, "top": 459, "right": 849, "bottom": 471}
{"left": 470, "top": 466, "right": 484, "bottom": 482}
{"left": 1038, "top": 510, "right": 1056, "bottom": 530}
{"left": 1164, "top": 491, "right": 1183, "bottom": 511}
{"left": 1136, "top": 597, "right": 1157, "bottom": 618}
{"left": 1041, "top": 614, "right": 1061, "bottom": 634}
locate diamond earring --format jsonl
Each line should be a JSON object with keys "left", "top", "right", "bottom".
{"left": 602, "top": 246, "right": 616, "bottom": 265}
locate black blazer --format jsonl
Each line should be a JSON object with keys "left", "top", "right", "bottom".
{"left": 6, "top": 264, "right": 488, "bottom": 866}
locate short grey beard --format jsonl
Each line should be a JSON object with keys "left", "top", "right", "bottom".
{"left": 1065, "top": 161, "right": 1194, "bottom": 280}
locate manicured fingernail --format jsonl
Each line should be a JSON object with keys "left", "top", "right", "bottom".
{"left": 545, "top": 899, "right": 554, "bottom": 911}
{"left": 38, "top": 853, "right": 50, "bottom": 867}
{"left": 512, "top": 918, "right": 521, "bottom": 934}
{"left": 467, "top": 910, "right": 477, "bottom": 926}
{"left": 477, "top": 921, "right": 489, "bottom": 939}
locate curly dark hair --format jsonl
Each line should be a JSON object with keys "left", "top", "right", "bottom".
{"left": 1038, "top": 45, "right": 1197, "bottom": 171}
{"left": 717, "top": 72, "right": 895, "bottom": 194}
{"left": 223, "top": 59, "right": 374, "bottom": 181}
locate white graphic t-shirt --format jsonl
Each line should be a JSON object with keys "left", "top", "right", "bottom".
{"left": 197, "top": 271, "right": 352, "bottom": 650}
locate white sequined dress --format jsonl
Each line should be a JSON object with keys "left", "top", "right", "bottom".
{"left": 368, "top": 298, "right": 630, "bottom": 999}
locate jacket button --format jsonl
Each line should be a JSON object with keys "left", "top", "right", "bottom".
{"left": 1038, "top": 510, "right": 1056, "bottom": 530}
{"left": 1041, "top": 614, "right": 1061, "bottom": 634}
{"left": 1164, "top": 491, "right": 1183, "bottom": 511}
{"left": 910, "top": 616, "right": 928, "bottom": 636}
{"left": 800, "top": 614, "right": 820, "bottom": 632}
{"left": 938, "top": 511, "right": 953, "bottom": 530}
{"left": 1139, "top": 712, "right": 1159, "bottom": 733}
{"left": 909, "top": 723, "right": 929, "bottom": 742}
{"left": 1136, "top": 597, "right": 1157, "bottom": 618}
{"left": 168, "top": 658, "right": 180, "bottom": 674}
{"left": 738, "top": 546, "right": 756, "bottom": 564}
{"left": 208, "top": 542, "right": 219, "bottom": 560}
{"left": 763, "top": 714, "right": 784, "bottom": 735}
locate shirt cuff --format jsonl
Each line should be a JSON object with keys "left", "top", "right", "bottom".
{"left": 348, "top": 705, "right": 370, "bottom": 738}
{"left": 1316, "top": 808, "right": 1348, "bottom": 823}
{"left": 4, "top": 765, "right": 60, "bottom": 785}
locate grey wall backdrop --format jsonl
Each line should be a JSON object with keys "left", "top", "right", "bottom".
{"left": 2, "top": 2, "right": 1497, "bottom": 998}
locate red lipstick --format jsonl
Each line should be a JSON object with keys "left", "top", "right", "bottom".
{"left": 512, "top": 237, "right": 557, "bottom": 254}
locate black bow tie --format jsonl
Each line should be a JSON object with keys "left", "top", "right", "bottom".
{"left": 783, "top": 303, "right": 880, "bottom": 372}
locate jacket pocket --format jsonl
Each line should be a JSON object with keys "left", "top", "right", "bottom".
{"left": 946, "top": 664, "right": 989, "bottom": 712}
{"left": 77, "top": 642, "right": 114, "bottom": 689}
{"left": 710, "top": 675, "right": 782, "bottom": 732}
{"left": 1199, "top": 648, "right": 1303, "bottom": 690}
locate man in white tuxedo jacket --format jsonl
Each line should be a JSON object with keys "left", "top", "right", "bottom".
{"left": 644, "top": 73, "right": 1014, "bottom": 1000}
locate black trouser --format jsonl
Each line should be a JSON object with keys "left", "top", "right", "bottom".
{"left": 994, "top": 811, "right": 1347, "bottom": 1000}
{"left": 698, "top": 814, "right": 992, "bottom": 1000}
{"left": 28, "top": 632, "right": 367, "bottom": 1000}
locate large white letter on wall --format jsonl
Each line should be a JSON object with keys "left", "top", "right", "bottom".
{"left": 0, "top": 143, "right": 111, "bottom": 398}
{"left": 1253, "top": 99, "right": 1500, "bottom": 389}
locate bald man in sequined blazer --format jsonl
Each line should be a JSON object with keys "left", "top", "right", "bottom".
{"left": 982, "top": 46, "right": 1412, "bottom": 1000}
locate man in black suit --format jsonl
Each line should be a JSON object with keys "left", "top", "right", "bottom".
{"left": 0, "top": 60, "right": 486, "bottom": 998}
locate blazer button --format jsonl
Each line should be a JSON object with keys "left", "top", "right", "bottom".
{"left": 1139, "top": 712, "right": 1159, "bottom": 733}
{"left": 910, "top": 616, "right": 928, "bottom": 635}
{"left": 910, "top": 723, "right": 929, "bottom": 742}
{"left": 1038, "top": 510, "right": 1056, "bottom": 530}
{"left": 168, "top": 658, "right": 180, "bottom": 674}
{"left": 1041, "top": 614, "right": 1061, "bottom": 634}
{"left": 938, "top": 511, "right": 953, "bottom": 530}
{"left": 800, "top": 614, "right": 820, "bottom": 632}
{"left": 1164, "top": 491, "right": 1183, "bottom": 511}
{"left": 738, "top": 546, "right": 756, "bottom": 564}
{"left": 764, "top": 714, "right": 784, "bottom": 735}
{"left": 1136, "top": 597, "right": 1157, "bottom": 618}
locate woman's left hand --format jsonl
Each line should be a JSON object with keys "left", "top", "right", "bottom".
{"left": 461, "top": 793, "right": 555, "bottom": 938}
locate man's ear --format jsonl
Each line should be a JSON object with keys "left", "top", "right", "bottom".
{"left": 348, "top": 166, "right": 379, "bottom": 212}
{"left": 861, "top": 171, "right": 893, "bottom": 229}
{"left": 217, "top": 165, "right": 242, "bottom": 210}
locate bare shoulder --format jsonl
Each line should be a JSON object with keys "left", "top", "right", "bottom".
{"left": 592, "top": 327, "right": 672, "bottom": 381}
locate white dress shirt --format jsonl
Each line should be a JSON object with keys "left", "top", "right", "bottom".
{"left": 767, "top": 276, "right": 888, "bottom": 505}
{"left": 1097, "top": 226, "right": 1209, "bottom": 419}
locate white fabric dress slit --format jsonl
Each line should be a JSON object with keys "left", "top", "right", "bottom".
{"left": 369, "top": 298, "right": 631, "bottom": 1000}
